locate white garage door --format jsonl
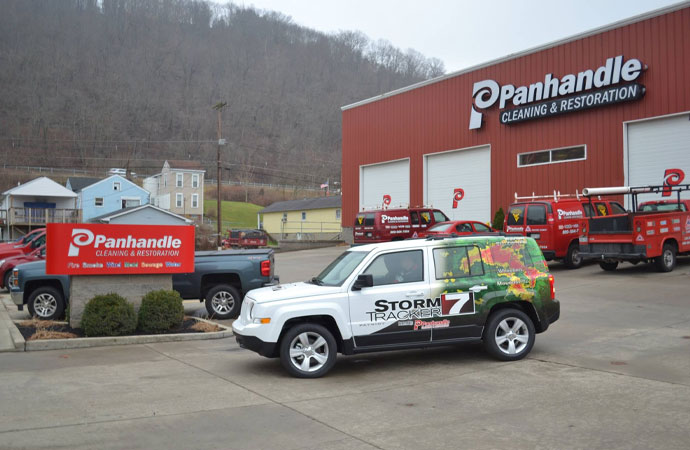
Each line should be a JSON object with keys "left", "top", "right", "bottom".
{"left": 627, "top": 113, "right": 690, "bottom": 206}
{"left": 425, "top": 145, "right": 491, "bottom": 222}
{"left": 360, "top": 159, "right": 409, "bottom": 210}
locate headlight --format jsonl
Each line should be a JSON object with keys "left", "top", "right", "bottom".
{"left": 0, "top": 259, "right": 5, "bottom": 267}
{"left": 247, "top": 300, "right": 255, "bottom": 319}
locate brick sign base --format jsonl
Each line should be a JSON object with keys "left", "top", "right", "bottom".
{"left": 69, "top": 275, "right": 173, "bottom": 328}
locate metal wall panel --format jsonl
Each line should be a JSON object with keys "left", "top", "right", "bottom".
{"left": 342, "top": 7, "right": 690, "bottom": 227}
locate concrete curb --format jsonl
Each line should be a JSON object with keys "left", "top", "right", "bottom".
{"left": 15, "top": 317, "right": 233, "bottom": 352}
{"left": 0, "top": 300, "right": 26, "bottom": 352}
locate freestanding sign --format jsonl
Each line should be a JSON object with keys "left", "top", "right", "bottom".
{"left": 46, "top": 223, "right": 195, "bottom": 275}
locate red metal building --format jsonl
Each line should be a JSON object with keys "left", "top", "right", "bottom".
{"left": 341, "top": 3, "right": 690, "bottom": 237}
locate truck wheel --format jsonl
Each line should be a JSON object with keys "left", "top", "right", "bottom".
{"left": 27, "top": 287, "right": 65, "bottom": 320}
{"left": 564, "top": 243, "right": 583, "bottom": 269}
{"left": 3, "top": 271, "right": 11, "bottom": 292}
{"left": 205, "top": 284, "right": 241, "bottom": 319}
{"left": 280, "top": 323, "right": 337, "bottom": 378}
{"left": 655, "top": 243, "right": 677, "bottom": 273}
{"left": 483, "top": 309, "right": 535, "bottom": 361}
{"left": 599, "top": 261, "right": 618, "bottom": 271}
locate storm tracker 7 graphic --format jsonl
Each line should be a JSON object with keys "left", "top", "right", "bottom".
{"left": 366, "top": 292, "right": 475, "bottom": 322}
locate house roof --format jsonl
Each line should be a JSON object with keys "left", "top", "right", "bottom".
{"left": 2, "top": 177, "right": 78, "bottom": 198}
{"left": 165, "top": 160, "right": 205, "bottom": 171}
{"left": 66, "top": 177, "right": 102, "bottom": 192}
{"left": 259, "top": 196, "right": 341, "bottom": 214}
{"left": 89, "top": 204, "right": 193, "bottom": 224}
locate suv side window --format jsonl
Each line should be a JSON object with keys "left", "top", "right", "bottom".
{"left": 610, "top": 202, "right": 626, "bottom": 214}
{"left": 362, "top": 250, "right": 424, "bottom": 286}
{"left": 488, "top": 241, "right": 533, "bottom": 272}
{"left": 507, "top": 205, "right": 525, "bottom": 225}
{"left": 456, "top": 223, "right": 473, "bottom": 233}
{"left": 410, "top": 211, "right": 420, "bottom": 225}
{"left": 364, "top": 214, "right": 375, "bottom": 226}
{"left": 420, "top": 211, "right": 431, "bottom": 224}
{"left": 526, "top": 205, "right": 547, "bottom": 225}
{"left": 583, "top": 204, "right": 595, "bottom": 217}
{"left": 433, "top": 246, "right": 484, "bottom": 279}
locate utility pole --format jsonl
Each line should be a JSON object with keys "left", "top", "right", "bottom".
{"left": 213, "top": 102, "right": 227, "bottom": 249}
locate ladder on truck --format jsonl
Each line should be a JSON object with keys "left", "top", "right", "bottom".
{"left": 514, "top": 190, "right": 583, "bottom": 202}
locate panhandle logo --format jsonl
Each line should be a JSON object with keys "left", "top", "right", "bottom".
{"left": 67, "top": 228, "right": 182, "bottom": 257}
{"left": 662, "top": 168, "right": 685, "bottom": 197}
{"left": 381, "top": 214, "right": 408, "bottom": 224}
{"left": 557, "top": 209, "right": 583, "bottom": 220}
{"left": 469, "top": 55, "right": 645, "bottom": 129}
{"left": 452, "top": 188, "right": 465, "bottom": 209}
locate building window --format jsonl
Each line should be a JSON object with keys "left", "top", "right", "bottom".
{"left": 176, "top": 173, "right": 183, "bottom": 187}
{"left": 518, "top": 145, "right": 586, "bottom": 167}
{"left": 191, "top": 194, "right": 198, "bottom": 209}
{"left": 95, "top": 197, "right": 104, "bottom": 207}
{"left": 176, "top": 193, "right": 183, "bottom": 208}
{"left": 164, "top": 175, "right": 167, "bottom": 187}
{"left": 336, "top": 209, "right": 341, "bottom": 219}
{"left": 113, "top": 182, "right": 121, "bottom": 191}
{"left": 301, "top": 212, "right": 306, "bottom": 221}
{"left": 192, "top": 174, "right": 199, "bottom": 188}
{"left": 122, "top": 198, "right": 141, "bottom": 208}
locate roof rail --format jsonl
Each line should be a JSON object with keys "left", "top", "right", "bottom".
{"left": 514, "top": 190, "right": 581, "bottom": 202}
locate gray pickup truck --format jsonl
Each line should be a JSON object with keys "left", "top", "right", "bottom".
{"left": 10, "top": 249, "right": 277, "bottom": 321}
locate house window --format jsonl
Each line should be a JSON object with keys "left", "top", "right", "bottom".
{"left": 518, "top": 145, "right": 586, "bottom": 167}
{"left": 113, "top": 182, "right": 121, "bottom": 191}
{"left": 95, "top": 197, "right": 104, "bottom": 207}
{"left": 176, "top": 193, "right": 183, "bottom": 208}
{"left": 301, "top": 212, "right": 306, "bottom": 221}
{"left": 191, "top": 194, "right": 198, "bottom": 209}
{"left": 336, "top": 209, "right": 341, "bottom": 219}
{"left": 176, "top": 173, "right": 183, "bottom": 187}
{"left": 164, "top": 176, "right": 167, "bottom": 187}
{"left": 192, "top": 174, "right": 199, "bottom": 188}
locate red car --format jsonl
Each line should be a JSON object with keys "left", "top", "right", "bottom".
{"left": 422, "top": 220, "right": 495, "bottom": 237}
{"left": 0, "top": 246, "right": 45, "bottom": 291}
{"left": 0, "top": 228, "right": 45, "bottom": 250}
{"left": 0, "top": 231, "right": 46, "bottom": 260}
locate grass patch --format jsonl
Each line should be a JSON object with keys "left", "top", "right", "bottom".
{"left": 28, "top": 330, "right": 78, "bottom": 340}
{"left": 189, "top": 320, "right": 221, "bottom": 333}
{"left": 205, "top": 201, "right": 263, "bottom": 229}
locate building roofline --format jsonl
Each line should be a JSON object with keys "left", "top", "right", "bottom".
{"left": 94, "top": 203, "right": 193, "bottom": 223}
{"left": 341, "top": 1, "right": 690, "bottom": 111}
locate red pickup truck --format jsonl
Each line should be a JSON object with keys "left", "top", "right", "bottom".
{"left": 579, "top": 185, "right": 690, "bottom": 272}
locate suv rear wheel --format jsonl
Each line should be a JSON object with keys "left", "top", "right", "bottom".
{"left": 564, "top": 243, "right": 583, "bottom": 269}
{"left": 280, "top": 323, "right": 337, "bottom": 378}
{"left": 483, "top": 309, "right": 535, "bottom": 361}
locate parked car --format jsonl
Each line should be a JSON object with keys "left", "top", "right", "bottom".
{"left": 0, "top": 228, "right": 44, "bottom": 249}
{"left": 421, "top": 220, "right": 495, "bottom": 237}
{"left": 579, "top": 185, "right": 690, "bottom": 272}
{"left": 0, "top": 231, "right": 46, "bottom": 260}
{"left": 223, "top": 229, "right": 268, "bottom": 249}
{"left": 11, "top": 249, "right": 278, "bottom": 320}
{"left": 504, "top": 192, "right": 626, "bottom": 268}
{"left": 0, "top": 246, "right": 45, "bottom": 291}
{"left": 233, "top": 235, "right": 559, "bottom": 378}
{"left": 353, "top": 207, "right": 449, "bottom": 244}
{"left": 638, "top": 198, "right": 690, "bottom": 212}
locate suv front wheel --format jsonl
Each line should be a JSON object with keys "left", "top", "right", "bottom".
{"left": 280, "top": 323, "right": 337, "bottom": 378}
{"left": 483, "top": 309, "right": 535, "bottom": 361}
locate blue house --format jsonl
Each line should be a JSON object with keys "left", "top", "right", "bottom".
{"left": 68, "top": 176, "right": 150, "bottom": 222}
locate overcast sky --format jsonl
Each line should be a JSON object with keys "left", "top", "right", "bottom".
{"left": 226, "top": 0, "right": 681, "bottom": 72}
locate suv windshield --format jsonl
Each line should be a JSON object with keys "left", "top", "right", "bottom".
{"left": 312, "top": 250, "right": 369, "bottom": 286}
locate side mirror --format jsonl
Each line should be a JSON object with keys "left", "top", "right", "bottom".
{"left": 352, "top": 274, "right": 373, "bottom": 291}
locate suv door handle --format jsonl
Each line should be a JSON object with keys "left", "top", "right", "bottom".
{"left": 470, "top": 285, "right": 488, "bottom": 293}
{"left": 405, "top": 291, "right": 425, "bottom": 297}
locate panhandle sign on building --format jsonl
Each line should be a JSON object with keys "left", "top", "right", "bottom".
{"left": 469, "top": 55, "right": 646, "bottom": 129}
{"left": 46, "top": 223, "right": 195, "bottom": 275}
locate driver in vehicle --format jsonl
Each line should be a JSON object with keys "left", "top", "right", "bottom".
{"left": 393, "top": 252, "right": 421, "bottom": 283}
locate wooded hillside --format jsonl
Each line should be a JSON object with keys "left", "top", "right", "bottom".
{"left": 0, "top": 0, "right": 444, "bottom": 190}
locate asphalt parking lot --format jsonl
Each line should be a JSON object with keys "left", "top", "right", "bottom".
{"left": 0, "top": 246, "right": 689, "bottom": 450}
